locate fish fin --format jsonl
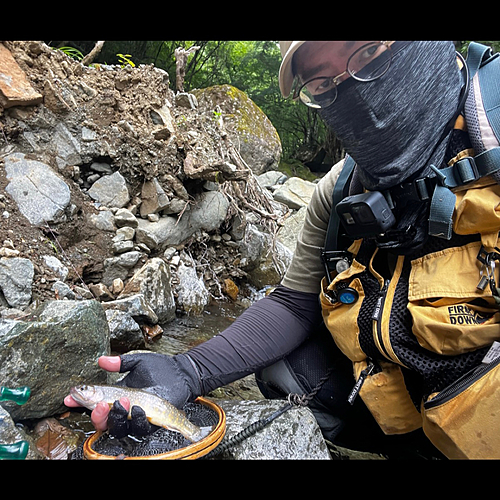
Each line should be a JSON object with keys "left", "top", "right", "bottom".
{"left": 192, "top": 425, "right": 213, "bottom": 442}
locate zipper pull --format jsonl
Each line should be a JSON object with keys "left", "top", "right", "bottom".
{"left": 347, "top": 361, "right": 375, "bottom": 405}
{"left": 371, "top": 280, "right": 390, "bottom": 321}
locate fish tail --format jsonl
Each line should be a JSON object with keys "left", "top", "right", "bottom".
{"left": 189, "top": 425, "right": 213, "bottom": 442}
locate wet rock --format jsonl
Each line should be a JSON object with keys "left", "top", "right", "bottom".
{"left": 118, "top": 258, "right": 175, "bottom": 324}
{"left": 0, "top": 300, "right": 110, "bottom": 420}
{"left": 175, "top": 261, "right": 209, "bottom": 315}
{"left": 102, "top": 251, "right": 142, "bottom": 286}
{"left": 223, "top": 278, "right": 239, "bottom": 301}
{"left": 105, "top": 309, "right": 144, "bottom": 352}
{"left": 87, "top": 172, "right": 130, "bottom": 208}
{"left": 0, "top": 257, "right": 34, "bottom": 308}
{"left": 4, "top": 153, "right": 71, "bottom": 226}
{"left": 273, "top": 176, "right": 316, "bottom": 210}
{"left": 215, "top": 400, "right": 331, "bottom": 460}
{"left": 101, "top": 293, "right": 158, "bottom": 325}
{"left": 0, "top": 406, "right": 43, "bottom": 460}
{"left": 32, "top": 417, "right": 82, "bottom": 460}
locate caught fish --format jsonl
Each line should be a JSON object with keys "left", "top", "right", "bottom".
{"left": 70, "top": 385, "right": 212, "bottom": 443}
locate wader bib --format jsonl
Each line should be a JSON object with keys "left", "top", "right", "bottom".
{"left": 320, "top": 42, "right": 500, "bottom": 459}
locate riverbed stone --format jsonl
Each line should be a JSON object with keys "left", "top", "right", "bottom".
{"left": 88, "top": 210, "right": 116, "bottom": 232}
{"left": 215, "top": 399, "right": 331, "bottom": 460}
{"left": 136, "top": 191, "right": 229, "bottom": 250}
{"left": 118, "top": 258, "right": 175, "bottom": 324}
{"left": 0, "top": 406, "right": 43, "bottom": 460}
{"left": 102, "top": 251, "right": 142, "bottom": 286}
{"left": 105, "top": 309, "right": 144, "bottom": 352}
{"left": 4, "top": 152, "right": 71, "bottom": 226}
{"left": 0, "top": 257, "right": 34, "bottom": 308}
{"left": 114, "top": 208, "right": 138, "bottom": 228}
{"left": 101, "top": 293, "right": 158, "bottom": 325}
{"left": 175, "top": 261, "right": 209, "bottom": 315}
{"left": 273, "top": 176, "right": 316, "bottom": 210}
{"left": 0, "top": 300, "right": 110, "bottom": 420}
{"left": 87, "top": 171, "right": 130, "bottom": 208}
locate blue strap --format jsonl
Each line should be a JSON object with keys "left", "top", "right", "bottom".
{"left": 428, "top": 148, "right": 500, "bottom": 239}
{"left": 437, "top": 147, "right": 500, "bottom": 188}
{"left": 428, "top": 43, "right": 500, "bottom": 239}
{"left": 466, "top": 42, "right": 493, "bottom": 78}
{"left": 428, "top": 185, "right": 456, "bottom": 239}
{"left": 324, "top": 155, "right": 356, "bottom": 252}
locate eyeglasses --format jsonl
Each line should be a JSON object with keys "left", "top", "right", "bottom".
{"left": 293, "top": 41, "right": 395, "bottom": 109}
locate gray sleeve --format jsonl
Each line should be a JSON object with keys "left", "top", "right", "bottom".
{"left": 281, "top": 159, "right": 345, "bottom": 294}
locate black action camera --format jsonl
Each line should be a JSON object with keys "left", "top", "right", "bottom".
{"left": 336, "top": 191, "right": 396, "bottom": 239}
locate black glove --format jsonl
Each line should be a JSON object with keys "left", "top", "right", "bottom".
{"left": 115, "top": 352, "right": 203, "bottom": 409}
{"left": 107, "top": 400, "right": 159, "bottom": 438}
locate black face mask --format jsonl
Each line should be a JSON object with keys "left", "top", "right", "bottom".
{"left": 319, "top": 41, "right": 463, "bottom": 251}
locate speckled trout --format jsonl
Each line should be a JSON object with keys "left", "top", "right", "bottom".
{"left": 70, "top": 385, "right": 212, "bottom": 442}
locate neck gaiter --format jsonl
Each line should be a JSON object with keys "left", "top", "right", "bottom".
{"left": 319, "top": 41, "right": 463, "bottom": 192}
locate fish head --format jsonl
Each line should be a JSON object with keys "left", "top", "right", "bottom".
{"left": 70, "top": 384, "right": 104, "bottom": 410}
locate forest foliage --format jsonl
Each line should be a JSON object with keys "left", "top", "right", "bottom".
{"left": 47, "top": 40, "right": 500, "bottom": 170}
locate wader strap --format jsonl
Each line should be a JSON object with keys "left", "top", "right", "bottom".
{"left": 321, "top": 156, "right": 356, "bottom": 280}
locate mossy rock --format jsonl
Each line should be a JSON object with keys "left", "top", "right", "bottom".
{"left": 193, "top": 84, "right": 282, "bottom": 175}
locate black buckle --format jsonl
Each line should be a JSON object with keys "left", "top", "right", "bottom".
{"left": 455, "top": 156, "right": 480, "bottom": 184}
{"left": 388, "top": 176, "right": 435, "bottom": 208}
{"left": 321, "top": 250, "right": 351, "bottom": 285}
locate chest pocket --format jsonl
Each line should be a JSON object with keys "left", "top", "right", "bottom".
{"left": 408, "top": 240, "right": 500, "bottom": 355}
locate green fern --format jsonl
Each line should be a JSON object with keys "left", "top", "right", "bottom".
{"left": 53, "top": 46, "right": 84, "bottom": 61}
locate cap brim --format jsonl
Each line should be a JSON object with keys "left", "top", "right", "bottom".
{"left": 279, "top": 41, "right": 306, "bottom": 98}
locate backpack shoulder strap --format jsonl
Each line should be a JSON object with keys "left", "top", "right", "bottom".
{"left": 321, "top": 156, "right": 356, "bottom": 282}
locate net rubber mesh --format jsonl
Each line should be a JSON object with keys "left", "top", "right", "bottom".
{"left": 71, "top": 401, "right": 219, "bottom": 459}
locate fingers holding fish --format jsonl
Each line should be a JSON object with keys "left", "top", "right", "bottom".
{"left": 98, "top": 355, "right": 122, "bottom": 372}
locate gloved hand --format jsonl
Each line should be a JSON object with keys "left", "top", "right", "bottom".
{"left": 107, "top": 399, "right": 159, "bottom": 438}
{"left": 115, "top": 351, "right": 202, "bottom": 408}
{"left": 64, "top": 352, "right": 202, "bottom": 433}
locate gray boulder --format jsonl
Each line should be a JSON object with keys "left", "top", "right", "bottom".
{"left": 105, "top": 309, "right": 144, "bottom": 352}
{"left": 193, "top": 85, "right": 282, "bottom": 175}
{"left": 4, "top": 152, "right": 71, "bottom": 226}
{"left": 0, "top": 300, "right": 110, "bottom": 420}
{"left": 215, "top": 400, "right": 331, "bottom": 460}
{"left": 118, "top": 258, "right": 175, "bottom": 324}
{"left": 87, "top": 171, "right": 130, "bottom": 208}
{"left": 136, "top": 191, "right": 229, "bottom": 250}
{"left": 273, "top": 176, "right": 316, "bottom": 210}
{"left": 0, "top": 257, "right": 34, "bottom": 308}
{"left": 175, "top": 261, "right": 210, "bottom": 315}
